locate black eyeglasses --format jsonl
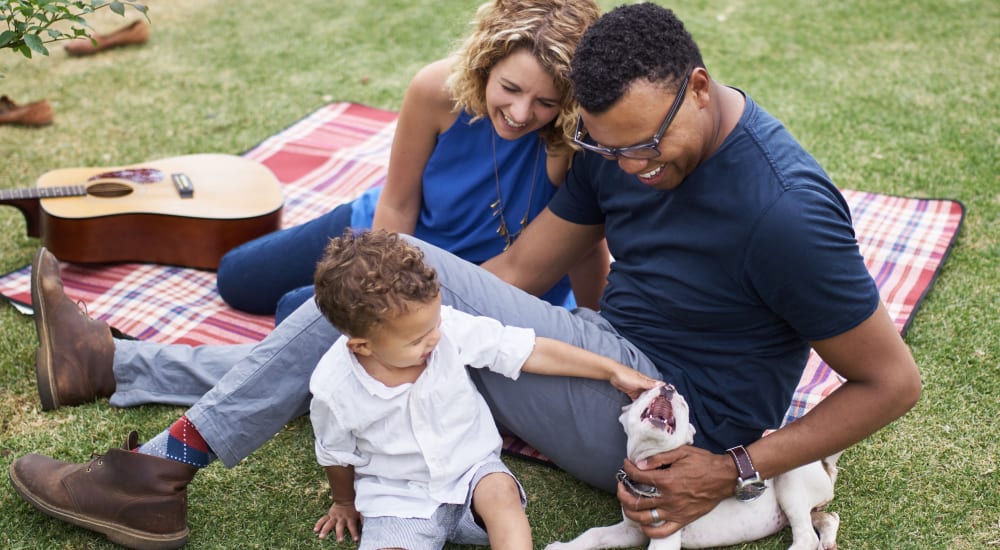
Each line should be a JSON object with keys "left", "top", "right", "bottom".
{"left": 573, "top": 72, "right": 691, "bottom": 160}
{"left": 616, "top": 468, "right": 661, "bottom": 498}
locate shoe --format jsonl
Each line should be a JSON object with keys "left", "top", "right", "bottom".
{"left": 8, "top": 431, "right": 196, "bottom": 550}
{"left": 31, "top": 247, "right": 116, "bottom": 410}
{"left": 0, "top": 95, "right": 53, "bottom": 126}
{"left": 65, "top": 20, "right": 150, "bottom": 57}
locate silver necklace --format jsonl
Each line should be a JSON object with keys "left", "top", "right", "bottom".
{"left": 490, "top": 130, "right": 541, "bottom": 251}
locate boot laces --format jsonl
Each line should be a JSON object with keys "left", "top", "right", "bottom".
{"left": 75, "top": 300, "right": 92, "bottom": 318}
{"left": 84, "top": 452, "right": 105, "bottom": 472}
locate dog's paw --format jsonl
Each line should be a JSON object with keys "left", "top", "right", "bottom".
{"left": 815, "top": 511, "right": 840, "bottom": 549}
{"left": 787, "top": 510, "right": 839, "bottom": 550}
{"left": 543, "top": 543, "right": 574, "bottom": 550}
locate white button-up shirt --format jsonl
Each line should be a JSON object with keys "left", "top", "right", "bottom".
{"left": 309, "top": 306, "right": 535, "bottom": 519}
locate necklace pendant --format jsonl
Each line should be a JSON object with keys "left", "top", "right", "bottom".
{"left": 491, "top": 133, "right": 542, "bottom": 252}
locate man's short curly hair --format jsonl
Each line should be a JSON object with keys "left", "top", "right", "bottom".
{"left": 447, "top": 0, "right": 601, "bottom": 155}
{"left": 570, "top": 3, "right": 705, "bottom": 113}
{"left": 313, "top": 230, "right": 440, "bottom": 338}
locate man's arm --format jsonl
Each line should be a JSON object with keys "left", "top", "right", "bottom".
{"left": 482, "top": 207, "right": 604, "bottom": 296}
{"left": 749, "top": 301, "right": 921, "bottom": 476}
{"left": 566, "top": 237, "right": 611, "bottom": 310}
{"left": 621, "top": 301, "right": 921, "bottom": 537}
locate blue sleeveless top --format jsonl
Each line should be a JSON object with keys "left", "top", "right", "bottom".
{"left": 352, "top": 111, "right": 573, "bottom": 306}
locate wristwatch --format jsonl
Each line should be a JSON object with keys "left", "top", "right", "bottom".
{"left": 726, "top": 445, "right": 767, "bottom": 502}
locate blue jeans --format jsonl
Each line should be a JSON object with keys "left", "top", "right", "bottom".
{"left": 216, "top": 202, "right": 354, "bottom": 324}
{"left": 109, "top": 237, "right": 657, "bottom": 493}
{"left": 217, "top": 197, "right": 574, "bottom": 324}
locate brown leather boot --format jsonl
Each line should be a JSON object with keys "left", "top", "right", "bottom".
{"left": 64, "top": 20, "right": 150, "bottom": 56}
{"left": 0, "top": 95, "right": 53, "bottom": 126}
{"left": 31, "top": 247, "right": 116, "bottom": 410}
{"left": 8, "top": 431, "right": 196, "bottom": 549}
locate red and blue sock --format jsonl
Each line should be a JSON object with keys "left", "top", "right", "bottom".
{"left": 137, "top": 416, "right": 216, "bottom": 468}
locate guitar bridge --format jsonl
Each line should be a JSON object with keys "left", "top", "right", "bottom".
{"left": 172, "top": 172, "right": 194, "bottom": 198}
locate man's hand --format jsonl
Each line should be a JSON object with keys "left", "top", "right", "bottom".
{"left": 618, "top": 445, "right": 735, "bottom": 537}
{"left": 314, "top": 502, "right": 361, "bottom": 542}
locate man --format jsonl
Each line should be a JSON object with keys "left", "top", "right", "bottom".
{"left": 489, "top": 3, "right": 921, "bottom": 536}
{"left": 10, "top": 3, "right": 920, "bottom": 548}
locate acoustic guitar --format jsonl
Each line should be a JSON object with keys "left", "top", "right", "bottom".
{"left": 0, "top": 154, "right": 284, "bottom": 270}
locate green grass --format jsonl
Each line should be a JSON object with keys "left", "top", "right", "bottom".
{"left": 1, "top": 0, "right": 998, "bottom": 548}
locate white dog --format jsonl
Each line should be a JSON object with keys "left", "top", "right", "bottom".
{"left": 545, "top": 385, "right": 841, "bottom": 550}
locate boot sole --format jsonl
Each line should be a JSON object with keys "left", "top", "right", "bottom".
{"left": 9, "top": 463, "right": 189, "bottom": 549}
{"left": 30, "top": 248, "right": 59, "bottom": 411}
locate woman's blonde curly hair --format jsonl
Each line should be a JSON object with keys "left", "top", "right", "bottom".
{"left": 446, "top": 0, "right": 601, "bottom": 155}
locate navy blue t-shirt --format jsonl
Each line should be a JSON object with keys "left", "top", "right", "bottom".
{"left": 548, "top": 92, "right": 879, "bottom": 452}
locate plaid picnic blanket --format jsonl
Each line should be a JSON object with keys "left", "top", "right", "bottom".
{"left": 0, "top": 102, "right": 965, "bottom": 462}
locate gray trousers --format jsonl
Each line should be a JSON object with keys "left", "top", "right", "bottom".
{"left": 108, "top": 238, "right": 659, "bottom": 493}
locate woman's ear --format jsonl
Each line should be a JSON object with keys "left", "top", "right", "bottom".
{"left": 346, "top": 337, "right": 372, "bottom": 356}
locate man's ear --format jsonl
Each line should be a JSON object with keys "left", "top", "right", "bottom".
{"left": 346, "top": 337, "right": 372, "bottom": 356}
{"left": 690, "top": 66, "right": 711, "bottom": 107}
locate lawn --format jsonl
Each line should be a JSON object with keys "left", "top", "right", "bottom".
{"left": 1, "top": 0, "right": 997, "bottom": 548}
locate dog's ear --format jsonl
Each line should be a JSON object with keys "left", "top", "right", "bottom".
{"left": 618, "top": 403, "right": 631, "bottom": 429}
{"left": 685, "top": 423, "right": 696, "bottom": 446}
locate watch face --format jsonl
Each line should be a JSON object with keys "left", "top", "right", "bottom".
{"left": 736, "top": 479, "right": 767, "bottom": 502}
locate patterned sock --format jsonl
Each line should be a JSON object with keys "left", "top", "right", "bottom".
{"left": 137, "top": 416, "right": 217, "bottom": 468}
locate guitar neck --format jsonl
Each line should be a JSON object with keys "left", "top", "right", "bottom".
{"left": 0, "top": 185, "right": 87, "bottom": 201}
{"left": 0, "top": 186, "right": 87, "bottom": 238}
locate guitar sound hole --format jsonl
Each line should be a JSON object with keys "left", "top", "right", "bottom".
{"left": 86, "top": 182, "right": 134, "bottom": 198}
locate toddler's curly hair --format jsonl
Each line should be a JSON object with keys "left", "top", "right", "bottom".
{"left": 314, "top": 230, "right": 440, "bottom": 337}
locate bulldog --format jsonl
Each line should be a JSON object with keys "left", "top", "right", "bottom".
{"left": 545, "top": 385, "right": 841, "bottom": 550}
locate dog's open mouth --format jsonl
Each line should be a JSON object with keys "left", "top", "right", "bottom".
{"left": 641, "top": 385, "right": 677, "bottom": 434}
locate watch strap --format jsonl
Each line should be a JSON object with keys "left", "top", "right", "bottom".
{"left": 726, "top": 445, "right": 758, "bottom": 481}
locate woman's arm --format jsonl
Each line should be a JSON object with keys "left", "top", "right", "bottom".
{"left": 372, "top": 58, "right": 459, "bottom": 234}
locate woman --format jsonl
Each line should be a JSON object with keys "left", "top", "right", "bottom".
{"left": 216, "top": 0, "right": 607, "bottom": 324}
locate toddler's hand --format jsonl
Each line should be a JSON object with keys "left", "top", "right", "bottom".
{"left": 314, "top": 502, "right": 361, "bottom": 542}
{"left": 610, "top": 366, "right": 663, "bottom": 400}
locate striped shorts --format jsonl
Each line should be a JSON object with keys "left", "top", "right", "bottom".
{"left": 358, "top": 460, "right": 526, "bottom": 550}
